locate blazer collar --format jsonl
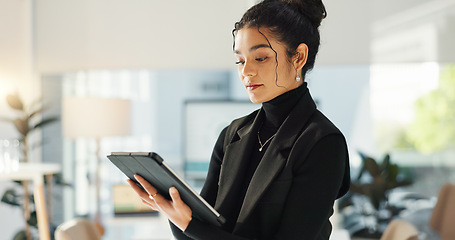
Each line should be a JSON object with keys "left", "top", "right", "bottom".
{"left": 215, "top": 89, "right": 318, "bottom": 229}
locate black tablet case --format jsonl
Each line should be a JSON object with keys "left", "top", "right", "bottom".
{"left": 107, "top": 152, "right": 226, "bottom": 227}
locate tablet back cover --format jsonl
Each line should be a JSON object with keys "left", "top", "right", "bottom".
{"left": 107, "top": 152, "right": 225, "bottom": 227}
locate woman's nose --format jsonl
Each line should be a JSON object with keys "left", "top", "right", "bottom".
{"left": 241, "top": 61, "right": 256, "bottom": 77}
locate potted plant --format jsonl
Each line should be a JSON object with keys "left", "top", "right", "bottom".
{"left": 339, "top": 152, "right": 414, "bottom": 238}
{"left": 0, "top": 92, "right": 61, "bottom": 240}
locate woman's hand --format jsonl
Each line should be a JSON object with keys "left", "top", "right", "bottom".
{"left": 127, "top": 174, "right": 192, "bottom": 231}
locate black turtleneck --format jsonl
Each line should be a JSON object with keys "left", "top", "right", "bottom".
{"left": 227, "top": 83, "right": 307, "bottom": 229}
{"left": 262, "top": 82, "right": 307, "bottom": 127}
{"left": 260, "top": 82, "right": 307, "bottom": 142}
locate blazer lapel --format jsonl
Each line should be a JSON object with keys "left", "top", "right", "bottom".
{"left": 235, "top": 88, "right": 318, "bottom": 227}
{"left": 214, "top": 110, "right": 264, "bottom": 211}
{"left": 235, "top": 141, "right": 287, "bottom": 226}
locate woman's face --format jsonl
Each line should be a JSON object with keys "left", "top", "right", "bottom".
{"left": 234, "top": 27, "right": 302, "bottom": 103}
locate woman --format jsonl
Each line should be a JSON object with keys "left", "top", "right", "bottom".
{"left": 128, "top": 0, "right": 350, "bottom": 239}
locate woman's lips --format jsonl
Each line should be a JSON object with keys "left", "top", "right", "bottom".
{"left": 245, "top": 83, "right": 262, "bottom": 91}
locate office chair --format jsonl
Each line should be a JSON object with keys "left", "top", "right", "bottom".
{"left": 54, "top": 218, "right": 102, "bottom": 240}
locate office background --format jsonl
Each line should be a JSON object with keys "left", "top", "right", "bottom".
{"left": 1, "top": 0, "right": 454, "bottom": 239}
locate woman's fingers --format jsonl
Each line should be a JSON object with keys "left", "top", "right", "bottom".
{"left": 169, "top": 187, "right": 183, "bottom": 206}
{"left": 126, "top": 178, "right": 148, "bottom": 198}
{"left": 127, "top": 175, "right": 192, "bottom": 231}
{"left": 126, "top": 178, "right": 159, "bottom": 210}
{"left": 167, "top": 187, "right": 192, "bottom": 231}
{"left": 134, "top": 174, "right": 158, "bottom": 196}
{"left": 140, "top": 198, "right": 159, "bottom": 211}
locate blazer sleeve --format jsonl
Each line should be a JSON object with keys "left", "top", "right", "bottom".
{"left": 272, "top": 133, "right": 349, "bottom": 239}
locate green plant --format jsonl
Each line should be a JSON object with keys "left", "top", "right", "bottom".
{"left": 1, "top": 92, "right": 59, "bottom": 162}
{"left": 1, "top": 92, "right": 60, "bottom": 240}
{"left": 350, "top": 152, "right": 413, "bottom": 210}
{"left": 339, "top": 152, "right": 414, "bottom": 238}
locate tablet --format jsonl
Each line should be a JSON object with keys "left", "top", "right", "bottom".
{"left": 107, "top": 152, "right": 226, "bottom": 227}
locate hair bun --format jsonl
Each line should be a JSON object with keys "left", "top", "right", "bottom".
{"left": 281, "top": 0, "right": 327, "bottom": 27}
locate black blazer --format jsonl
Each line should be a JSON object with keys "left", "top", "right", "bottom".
{"left": 172, "top": 89, "right": 350, "bottom": 240}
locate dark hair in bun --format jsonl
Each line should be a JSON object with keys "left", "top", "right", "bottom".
{"left": 233, "top": 0, "right": 327, "bottom": 80}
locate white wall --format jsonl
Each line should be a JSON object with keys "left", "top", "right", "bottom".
{"left": 33, "top": 0, "right": 373, "bottom": 73}
{"left": 2, "top": 0, "right": 455, "bottom": 82}
{"left": 318, "top": 0, "right": 371, "bottom": 65}
{"left": 0, "top": 0, "right": 33, "bottom": 85}
{"left": 0, "top": 0, "right": 35, "bottom": 139}
{"left": 35, "top": 0, "right": 250, "bottom": 72}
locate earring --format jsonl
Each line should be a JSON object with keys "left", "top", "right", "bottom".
{"left": 296, "top": 70, "right": 301, "bottom": 82}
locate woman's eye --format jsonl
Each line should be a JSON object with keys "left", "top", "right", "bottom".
{"left": 256, "top": 57, "right": 268, "bottom": 62}
{"left": 235, "top": 60, "right": 245, "bottom": 65}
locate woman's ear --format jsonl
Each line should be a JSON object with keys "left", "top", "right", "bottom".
{"left": 294, "top": 43, "right": 308, "bottom": 70}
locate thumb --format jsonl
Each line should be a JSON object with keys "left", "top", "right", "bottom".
{"left": 169, "top": 187, "right": 183, "bottom": 204}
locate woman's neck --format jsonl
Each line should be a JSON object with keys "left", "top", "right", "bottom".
{"left": 262, "top": 82, "right": 306, "bottom": 127}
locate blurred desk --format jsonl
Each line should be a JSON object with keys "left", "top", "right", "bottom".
{"left": 104, "top": 216, "right": 350, "bottom": 240}
{"left": 331, "top": 229, "right": 351, "bottom": 240}
{"left": 104, "top": 214, "right": 173, "bottom": 240}
{"left": 0, "top": 163, "right": 60, "bottom": 240}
